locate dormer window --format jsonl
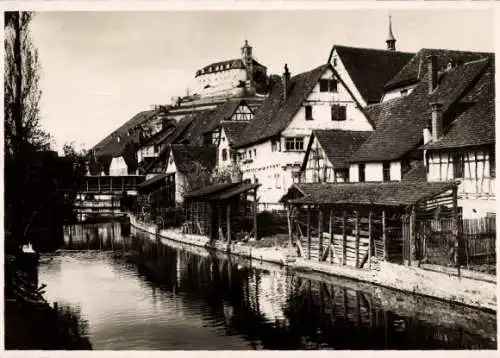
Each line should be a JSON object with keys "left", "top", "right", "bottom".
{"left": 400, "top": 89, "right": 408, "bottom": 97}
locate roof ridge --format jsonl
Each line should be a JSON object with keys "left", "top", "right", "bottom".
{"left": 333, "top": 44, "right": 414, "bottom": 55}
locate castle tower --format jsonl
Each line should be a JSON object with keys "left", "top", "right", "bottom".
{"left": 386, "top": 15, "right": 396, "bottom": 51}
{"left": 241, "top": 39, "right": 254, "bottom": 84}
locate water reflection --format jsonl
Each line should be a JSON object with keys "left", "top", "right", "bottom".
{"left": 38, "top": 223, "right": 496, "bottom": 350}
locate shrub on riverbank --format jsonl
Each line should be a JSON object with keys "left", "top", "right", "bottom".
{"left": 5, "top": 301, "right": 92, "bottom": 350}
{"left": 4, "top": 254, "right": 92, "bottom": 350}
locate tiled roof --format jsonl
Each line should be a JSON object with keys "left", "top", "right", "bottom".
{"left": 144, "top": 115, "right": 197, "bottom": 173}
{"left": 175, "top": 109, "right": 218, "bottom": 145}
{"left": 332, "top": 45, "right": 415, "bottom": 104}
{"left": 170, "top": 144, "right": 217, "bottom": 175}
{"left": 145, "top": 99, "right": 249, "bottom": 173}
{"left": 305, "top": 129, "right": 372, "bottom": 170}
{"left": 93, "top": 110, "right": 156, "bottom": 157}
{"left": 196, "top": 58, "right": 245, "bottom": 76}
{"left": 184, "top": 182, "right": 260, "bottom": 200}
{"left": 196, "top": 58, "right": 267, "bottom": 77}
{"left": 204, "top": 99, "right": 252, "bottom": 133}
{"left": 285, "top": 181, "right": 457, "bottom": 207}
{"left": 184, "top": 182, "right": 237, "bottom": 199}
{"left": 234, "top": 64, "right": 329, "bottom": 148}
{"left": 384, "top": 48, "right": 491, "bottom": 90}
{"left": 423, "top": 60, "right": 495, "bottom": 150}
{"left": 221, "top": 121, "right": 249, "bottom": 145}
{"left": 349, "top": 56, "right": 491, "bottom": 163}
{"left": 402, "top": 162, "right": 427, "bottom": 182}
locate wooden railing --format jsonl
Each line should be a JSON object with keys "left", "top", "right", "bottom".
{"left": 76, "top": 175, "right": 146, "bottom": 193}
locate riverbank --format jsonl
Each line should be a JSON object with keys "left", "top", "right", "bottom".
{"left": 129, "top": 213, "right": 497, "bottom": 312}
{"left": 4, "top": 252, "right": 92, "bottom": 350}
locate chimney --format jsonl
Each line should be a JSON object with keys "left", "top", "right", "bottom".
{"left": 282, "top": 64, "right": 291, "bottom": 101}
{"left": 430, "top": 102, "right": 444, "bottom": 141}
{"left": 427, "top": 55, "right": 438, "bottom": 94}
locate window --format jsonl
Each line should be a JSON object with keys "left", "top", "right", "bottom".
{"left": 400, "top": 89, "right": 408, "bottom": 97}
{"left": 271, "top": 140, "right": 278, "bottom": 152}
{"left": 248, "top": 150, "right": 252, "bottom": 158}
{"left": 253, "top": 149, "right": 257, "bottom": 157}
{"left": 490, "top": 149, "right": 496, "bottom": 178}
{"left": 383, "top": 162, "right": 391, "bottom": 182}
{"left": 305, "top": 105, "right": 313, "bottom": 120}
{"left": 222, "top": 148, "right": 228, "bottom": 162}
{"left": 275, "top": 173, "right": 281, "bottom": 188}
{"left": 285, "top": 137, "right": 304, "bottom": 152}
{"left": 331, "top": 104, "right": 347, "bottom": 121}
{"left": 319, "top": 79, "right": 329, "bottom": 92}
{"left": 333, "top": 58, "right": 338, "bottom": 67}
{"left": 359, "top": 164, "right": 365, "bottom": 182}
{"left": 452, "top": 153, "right": 464, "bottom": 178}
{"left": 334, "top": 169, "right": 348, "bottom": 183}
{"left": 319, "top": 79, "right": 338, "bottom": 92}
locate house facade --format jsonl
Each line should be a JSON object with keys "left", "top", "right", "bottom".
{"left": 423, "top": 59, "right": 495, "bottom": 218}
{"left": 300, "top": 129, "right": 371, "bottom": 183}
{"left": 348, "top": 51, "right": 494, "bottom": 187}
{"left": 234, "top": 64, "right": 375, "bottom": 209}
{"left": 164, "top": 144, "right": 217, "bottom": 204}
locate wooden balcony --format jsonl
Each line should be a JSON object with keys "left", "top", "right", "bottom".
{"left": 76, "top": 175, "right": 146, "bottom": 194}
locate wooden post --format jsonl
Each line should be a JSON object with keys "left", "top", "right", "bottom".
{"left": 410, "top": 206, "right": 417, "bottom": 265}
{"left": 226, "top": 203, "right": 231, "bottom": 245}
{"left": 253, "top": 189, "right": 258, "bottom": 240}
{"left": 307, "top": 205, "right": 311, "bottom": 260}
{"left": 98, "top": 177, "right": 101, "bottom": 193}
{"left": 382, "top": 209, "right": 387, "bottom": 261}
{"left": 122, "top": 177, "right": 125, "bottom": 191}
{"left": 368, "top": 210, "right": 372, "bottom": 269}
{"left": 329, "top": 209, "right": 333, "bottom": 264}
{"left": 218, "top": 203, "right": 222, "bottom": 241}
{"left": 355, "top": 210, "right": 360, "bottom": 267}
{"left": 86, "top": 179, "right": 89, "bottom": 192}
{"left": 342, "top": 210, "right": 347, "bottom": 265}
{"left": 452, "top": 186, "right": 460, "bottom": 277}
{"left": 318, "top": 207, "right": 323, "bottom": 262}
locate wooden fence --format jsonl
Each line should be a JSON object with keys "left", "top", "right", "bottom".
{"left": 462, "top": 216, "right": 496, "bottom": 265}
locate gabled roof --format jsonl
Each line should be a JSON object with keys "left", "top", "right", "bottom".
{"left": 170, "top": 144, "right": 217, "bottom": 175}
{"left": 234, "top": 64, "right": 329, "bottom": 148}
{"left": 221, "top": 121, "right": 249, "bottom": 145}
{"left": 302, "top": 129, "right": 371, "bottom": 171}
{"left": 423, "top": 60, "right": 495, "bottom": 151}
{"left": 349, "top": 56, "right": 492, "bottom": 163}
{"left": 330, "top": 45, "right": 415, "bottom": 103}
{"left": 204, "top": 99, "right": 252, "bottom": 133}
{"left": 144, "top": 115, "right": 197, "bottom": 173}
{"left": 283, "top": 181, "right": 457, "bottom": 207}
{"left": 384, "top": 48, "right": 491, "bottom": 91}
{"left": 93, "top": 110, "right": 156, "bottom": 157}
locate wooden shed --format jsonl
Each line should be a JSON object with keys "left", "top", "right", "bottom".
{"left": 183, "top": 182, "right": 260, "bottom": 242}
{"left": 281, "top": 181, "right": 460, "bottom": 269}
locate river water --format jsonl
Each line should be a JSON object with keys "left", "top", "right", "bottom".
{"left": 38, "top": 222, "right": 497, "bottom": 350}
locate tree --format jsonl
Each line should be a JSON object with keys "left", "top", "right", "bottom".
{"left": 4, "top": 11, "right": 49, "bottom": 159}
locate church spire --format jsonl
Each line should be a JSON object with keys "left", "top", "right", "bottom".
{"left": 386, "top": 14, "right": 396, "bottom": 51}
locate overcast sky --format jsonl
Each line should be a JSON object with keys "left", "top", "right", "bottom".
{"left": 29, "top": 9, "right": 494, "bottom": 151}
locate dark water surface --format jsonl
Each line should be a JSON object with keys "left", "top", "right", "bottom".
{"left": 38, "top": 222, "right": 497, "bottom": 350}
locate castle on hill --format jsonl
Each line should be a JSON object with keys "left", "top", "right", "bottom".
{"left": 192, "top": 40, "right": 268, "bottom": 99}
